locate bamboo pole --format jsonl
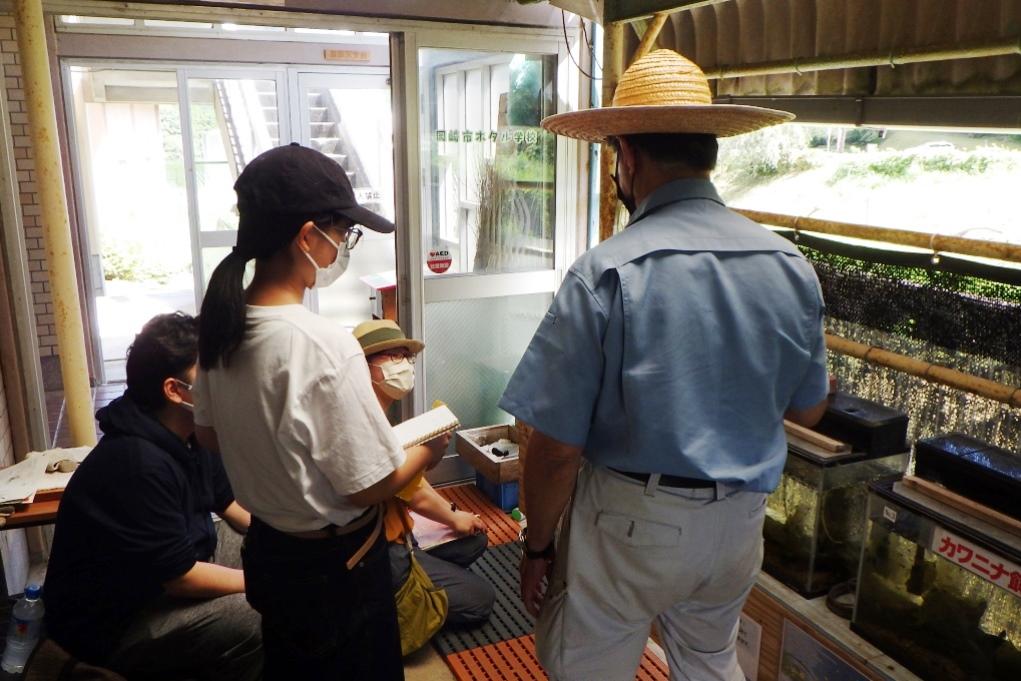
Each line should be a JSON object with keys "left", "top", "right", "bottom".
{"left": 826, "top": 333, "right": 1021, "bottom": 409}
{"left": 598, "top": 14, "right": 669, "bottom": 243}
{"left": 629, "top": 11, "right": 670, "bottom": 67}
{"left": 14, "top": 0, "right": 96, "bottom": 447}
{"left": 598, "top": 20, "right": 624, "bottom": 242}
{"left": 704, "top": 36, "right": 1021, "bottom": 80}
{"left": 736, "top": 209, "right": 1021, "bottom": 265}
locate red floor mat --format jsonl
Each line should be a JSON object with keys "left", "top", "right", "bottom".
{"left": 436, "top": 484, "right": 521, "bottom": 546}
{"left": 444, "top": 634, "right": 670, "bottom": 681}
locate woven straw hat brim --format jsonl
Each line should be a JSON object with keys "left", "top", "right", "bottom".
{"left": 360, "top": 337, "right": 425, "bottom": 357}
{"left": 541, "top": 104, "right": 795, "bottom": 143}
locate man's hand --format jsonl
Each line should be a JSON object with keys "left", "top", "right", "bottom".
{"left": 423, "top": 432, "right": 451, "bottom": 470}
{"left": 451, "top": 510, "right": 485, "bottom": 536}
{"left": 520, "top": 552, "right": 554, "bottom": 617}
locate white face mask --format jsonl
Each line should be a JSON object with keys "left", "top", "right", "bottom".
{"left": 303, "top": 226, "right": 350, "bottom": 289}
{"left": 374, "top": 358, "right": 415, "bottom": 399}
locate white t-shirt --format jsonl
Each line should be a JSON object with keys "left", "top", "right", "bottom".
{"left": 193, "top": 304, "right": 405, "bottom": 532}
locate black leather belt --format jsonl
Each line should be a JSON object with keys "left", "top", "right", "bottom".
{"left": 610, "top": 468, "right": 716, "bottom": 489}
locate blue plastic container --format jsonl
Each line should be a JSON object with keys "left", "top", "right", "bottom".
{"left": 475, "top": 472, "right": 518, "bottom": 512}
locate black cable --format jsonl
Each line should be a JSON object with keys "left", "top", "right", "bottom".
{"left": 562, "top": 10, "right": 597, "bottom": 81}
{"left": 581, "top": 18, "right": 602, "bottom": 72}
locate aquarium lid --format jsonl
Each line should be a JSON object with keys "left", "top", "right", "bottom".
{"left": 871, "top": 478, "right": 1021, "bottom": 564}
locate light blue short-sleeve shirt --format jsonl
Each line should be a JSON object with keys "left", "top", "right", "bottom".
{"left": 499, "top": 178, "right": 828, "bottom": 493}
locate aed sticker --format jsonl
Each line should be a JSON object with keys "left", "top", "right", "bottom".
{"left": 882, "top": 506, "right": 897, "bottom": 523}
{"left": 427, "top": 249, "right": 452, "bottom": 274}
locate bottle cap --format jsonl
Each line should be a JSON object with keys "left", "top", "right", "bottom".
{"left": 24, "top": 584, "right": 41, "bottom": 599}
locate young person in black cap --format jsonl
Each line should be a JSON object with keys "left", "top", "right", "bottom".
{"left": 193, "top": 143, "right": 445, "bottom": 680}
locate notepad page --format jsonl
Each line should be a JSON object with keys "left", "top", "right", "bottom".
{"left": 392, "top": 405, "right": 460, "bottom": 449}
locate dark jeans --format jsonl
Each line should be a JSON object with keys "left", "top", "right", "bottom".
{"left": 389, "top": 532, "right": 495, "bottom": 627}
{"left": 243, "top": 514, "right": 403, "bottom": 681}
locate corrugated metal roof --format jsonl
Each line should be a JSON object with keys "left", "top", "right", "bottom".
{"left": 621, "top": 0, "right": 1021, "bottom": 98}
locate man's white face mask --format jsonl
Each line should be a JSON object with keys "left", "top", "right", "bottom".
{"left": 173, "top": 378, "right": 195, "bottom": 413}
{"left": 375, "top": 358, "right": 415, "bottom": 399}
{"left": 303, "top": 225, "right": 350, "bottom": 288}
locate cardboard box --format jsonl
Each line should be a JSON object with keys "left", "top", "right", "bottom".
{"left": 455, "top": 424, "right": 520, "bottom": 484}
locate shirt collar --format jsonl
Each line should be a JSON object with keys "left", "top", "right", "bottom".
{"left": 627, "top": 178, "right": 725, "bottom": 226}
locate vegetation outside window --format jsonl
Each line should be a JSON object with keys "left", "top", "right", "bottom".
{"left": 420, "top": 49, "right": 557, "bottom": 275}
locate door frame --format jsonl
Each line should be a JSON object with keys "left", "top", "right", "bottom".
{"left": 178, "top": 66, "right": 293, "bottom": 309}
{"left": 59, "top": 59, "right": 396, "bottom": 380}
{"left": 395, "top": 28, "right": 585, "bottom": 418}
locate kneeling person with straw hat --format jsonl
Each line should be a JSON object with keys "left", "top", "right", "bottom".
{"left": 500, "top": 50, "right": 830, "bottom": 681}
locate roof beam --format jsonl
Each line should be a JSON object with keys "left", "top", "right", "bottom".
{"left": 604, "top": 0, "right": 729, "bottom": 23}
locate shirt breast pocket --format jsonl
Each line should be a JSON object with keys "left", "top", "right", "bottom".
{"left": 594, "top": 511, "right": 683, "bottom": 549}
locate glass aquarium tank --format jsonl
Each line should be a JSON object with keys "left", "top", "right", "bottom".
{"left": 765, "top": 392, "right": 910, "bottom": 596}
{"left": 853, "top": 479, "right": 1021, "bottom": 681}
{"left": 763, "top": 445, "right": 908, "bottom": 596}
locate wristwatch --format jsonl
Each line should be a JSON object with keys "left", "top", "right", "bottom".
{"left": 519, "top": 526, "right": 555, "bottom": 561}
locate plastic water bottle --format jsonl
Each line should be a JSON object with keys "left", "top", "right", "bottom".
{"left": 1, "top": 584, "right": 44, "bottom": 673}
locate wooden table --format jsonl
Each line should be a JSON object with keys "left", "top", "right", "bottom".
{"left": 0, "top": 489, "right": 62, "bottom": 529}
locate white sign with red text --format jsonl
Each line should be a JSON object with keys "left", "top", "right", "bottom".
{"left": 427, "top": 249, "right": 452, "bottom": 274}
{"left": 931, "top": 528, "right": 1021, "bottom": 598}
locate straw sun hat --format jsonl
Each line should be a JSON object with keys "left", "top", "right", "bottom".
{"left": 353, "top": 319, "right": 425, "bottom": 357}
{"left": 542, "top": 49, "right": 794, "bottom": 142}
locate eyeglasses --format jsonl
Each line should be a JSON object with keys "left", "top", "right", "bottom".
{"left": 342, "top": 226, "right": 363, "bottom": 251}
{"left": 173, "top": 378, "right": 193, "bottom": 391}
{"left": 378, "top": 350, "right": 416, "bottom": 365}
{"left": 315, "top": 218, "right": 363, "bottom": 251}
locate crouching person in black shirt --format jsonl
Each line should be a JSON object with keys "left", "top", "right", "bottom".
{"left": 44, "top": 312, "right": 262, "bottom": 680}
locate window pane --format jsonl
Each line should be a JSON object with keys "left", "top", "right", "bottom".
{"left": 420, "top": 49, "right": 557, "bottom": 275}
{"left": 188, "top": 78, "right": 281, "bottom": 233}
{"left": 68, "top": 67, "right": 192, "bottom": 380}
{"left": 305, "top": 81, "right": 396, "bottom": 329}
{"left": 716, "top": 125, "right": 1021, "bottom": 245}
{"left": 424, "top": 292, "right": 552, "bottom": 430}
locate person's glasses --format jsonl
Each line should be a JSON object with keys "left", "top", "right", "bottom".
{"left": 381, "top": 350, "right": 416, "bottom": 365}
{"left": 315, "top": 219, "right": 363, "bottom": 251}
{"left": 342, "top": 226, "right": 363, "bottom": 251}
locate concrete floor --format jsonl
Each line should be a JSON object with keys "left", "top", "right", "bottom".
{"left": 405, "top": 644, "right": 457, "bottom": 681}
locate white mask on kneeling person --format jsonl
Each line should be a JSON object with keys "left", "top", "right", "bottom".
{"left": 374, "top": 359, "right": 414, "bottom": 399}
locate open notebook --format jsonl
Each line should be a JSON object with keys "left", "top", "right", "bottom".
{"left": 393, "top": 405, "right": 460, "bottom": 449}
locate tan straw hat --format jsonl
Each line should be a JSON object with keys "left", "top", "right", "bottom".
{"left": 542, "top": 50, "right": 794, "bottom": 142}
{"left": 353, "top": 319, "right": 425, "bottom": 357}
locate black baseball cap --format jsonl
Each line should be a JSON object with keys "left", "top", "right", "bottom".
{"left": 234, "top": 143, "right": 395, "bottom": 244}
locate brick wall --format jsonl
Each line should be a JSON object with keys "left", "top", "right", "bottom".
{"left": 0, "top": 15, "right": 57, "bottom": 360}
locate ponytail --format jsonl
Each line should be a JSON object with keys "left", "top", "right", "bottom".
{"left": 198, "top": 250, "right": 249, "bottom": 370}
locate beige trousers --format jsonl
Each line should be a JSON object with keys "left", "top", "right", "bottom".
{"left": 536, "top": 464, "right": 766, "bottom": 681}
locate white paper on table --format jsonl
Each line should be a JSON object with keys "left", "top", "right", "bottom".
{"left": 27, "top": 446, "right": 92, "bottom": 492}
{"left": 0, "top": 457, "right": 47, "bottom": 505}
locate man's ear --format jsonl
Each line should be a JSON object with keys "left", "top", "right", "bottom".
{"left": 162, "top": 376, "right": 181, "bottom": 405}
{"left": 617, "top": 137, "right": 638, "bottom": 176}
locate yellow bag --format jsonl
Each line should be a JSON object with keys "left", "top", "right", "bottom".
{"left": 395, "top": 512, "right": 449, "bottom": 655}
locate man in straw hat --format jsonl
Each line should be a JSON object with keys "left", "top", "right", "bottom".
{"left": 500, "top": 50, "right": 830, "bottom": 681}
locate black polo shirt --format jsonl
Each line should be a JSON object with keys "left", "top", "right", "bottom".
{"left": 44, "top": 395, "right": 234, "bottom": 664}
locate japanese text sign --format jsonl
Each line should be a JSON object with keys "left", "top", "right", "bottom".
{"left": 931, "top": 528, "right": 1021, "bottom": 598}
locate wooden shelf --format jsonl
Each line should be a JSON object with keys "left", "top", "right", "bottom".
{"left": 744, "top": 573, "right": 921, "bottom": 681}
{"left": 0, "top": 489, "right": 62, "bottom": 530}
